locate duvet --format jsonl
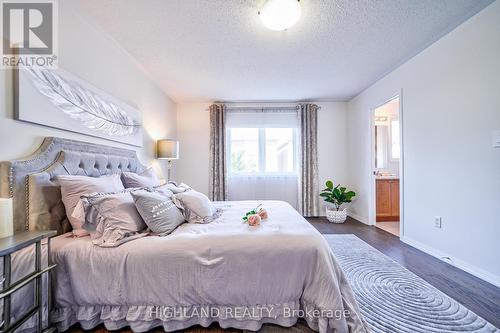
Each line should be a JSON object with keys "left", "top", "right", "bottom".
{"left": 50, "top": 200, "right": 369, "bottom": 333}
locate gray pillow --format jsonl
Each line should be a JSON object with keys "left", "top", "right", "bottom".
{"left": 79, "top": 190, "right": 148, "bottom": 247}
{"left": 171, "top": 190, "right": 221, "bottom": 224}
{"left": 131, "top": 190, "right": 185, "bottom": 236}
{"left": 121, "top": 167, "right": 160, "bottom": 188}
{"left": 56, "top": 174, "right": 125, "bottom": 234}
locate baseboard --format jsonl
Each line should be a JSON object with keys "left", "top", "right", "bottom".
{"left": 348, "top": 213, "right": 369, "bottom": 225}
{"left": 401, "top": 236, "right": 500, "bottom": 288}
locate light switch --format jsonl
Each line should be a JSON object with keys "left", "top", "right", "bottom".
{"left": 494, "top": 130, "right": 500, "bottom": 148}
{"left": 434, "top": 216, "right": 442, "bottom": 228}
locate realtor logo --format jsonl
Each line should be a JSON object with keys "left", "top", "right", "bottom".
{"left": 1, "top": 0, "right": 58, "bottom": 68}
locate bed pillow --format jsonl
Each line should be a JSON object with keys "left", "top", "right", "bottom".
{"left": 78, "top": 190, "right": 147, "bottom": 247}
{"left": 172, "top": 190, "right": 221, "bottom": 224}
{"left": 165, "top": 181, "right": 192, "bottom": 194}
{"left": 152, "top": 184, "right": 175, "bottom": 197}
{"left": 131, "top": 189, "right": 185, "bottom": 236}
{"left": 121, "top": 167, "right": 160, "bottom": 188}
{"left": 56, "top": 174, "right": 124, "bottom": 234}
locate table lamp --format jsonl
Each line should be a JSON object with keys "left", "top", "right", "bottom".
{"left": 156, "top": 139, "right": 179, "bottom": 181}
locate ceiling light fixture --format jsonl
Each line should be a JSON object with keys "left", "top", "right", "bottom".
{"left": 259, "top": 0, "right": 301, "bottom": 31}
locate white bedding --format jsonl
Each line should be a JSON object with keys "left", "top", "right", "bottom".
{"left": 49, "top": 200, "right": 368, "bottom": 333}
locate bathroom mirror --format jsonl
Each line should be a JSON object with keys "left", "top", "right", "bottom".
{"left": 375, "top": 125, "right": 388, "bottom": 169}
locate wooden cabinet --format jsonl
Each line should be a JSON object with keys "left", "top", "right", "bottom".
{"left": 376, "top": 179, "right": 399, "bottom": 221}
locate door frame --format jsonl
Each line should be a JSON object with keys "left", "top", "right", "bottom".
{"left": 368, "top": 90, "right": 405, "bottom": 238}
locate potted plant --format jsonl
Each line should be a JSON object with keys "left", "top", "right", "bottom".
{"left": 320, "top": 180, "right": 356, "bottom": 223}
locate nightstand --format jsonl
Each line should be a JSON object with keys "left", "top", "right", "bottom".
{"left": 0, "top": 230, "right": 57, "bottom": 333}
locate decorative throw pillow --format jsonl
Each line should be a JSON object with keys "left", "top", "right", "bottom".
{"left": 164, "top": 181, "right": 192, "bottom": 194}
{"left": 131, "top": 189, "right": 185, "bottom": 236}
{"left": 171, "top": 190, "right": 222, "bottom": 224}
{"left": 152, "top": 184, "right": 175, "bottom": 197}
{"left": 121, "top": 167, "right": 160, "bottom": 188}
{"left": 56, "top": 174, "right": 124, "bottom": 234}
{"left": 78, "top": 190, "right": 147, "bottom": 247}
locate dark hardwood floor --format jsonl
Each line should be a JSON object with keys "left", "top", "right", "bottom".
{"left": 68, "top": 217, "right": 500, "bottom": 332}
{"left": 308, "top": 217, "right": 500, "bottom": 328}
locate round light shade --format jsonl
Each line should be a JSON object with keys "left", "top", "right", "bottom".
{"left": 259, "top": 0, "right": 301, "bottom": 31}
{"left": 157, "top": 139, "right": 179, "bottom": 160}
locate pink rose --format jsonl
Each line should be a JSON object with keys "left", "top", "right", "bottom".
{"left": 247, "top": 214, "right": 261, "bottom": 226}
{"left": 258, "top": 209, "right": 268, "bottom": 220}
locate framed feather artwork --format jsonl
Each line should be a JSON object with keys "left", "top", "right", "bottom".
{"left": 14, "top": 67, "right": 143, "bottom": 147}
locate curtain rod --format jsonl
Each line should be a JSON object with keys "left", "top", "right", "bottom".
{"left": 205, "top": 105, "right": 321, "bottom": 111}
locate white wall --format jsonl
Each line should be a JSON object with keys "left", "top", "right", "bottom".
{"left": 175, "top": 102, "right": 212, "bottom": 193}
{"left": 0, "top": 1, "right": 177, "bottom": 178}
{"left": 175, "top": 102, "right": 349, "bottom": 215}
{"left": 347, "top": 1, "right": 500, "bottom": 285}
{"left": 316, "top": 102, "right": 349, "bottom": 215}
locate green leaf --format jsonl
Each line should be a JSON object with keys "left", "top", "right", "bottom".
{"left": 346, "top": 191, "right": 356, "bottom": 198}
{"left": 321, "top": 181, "right": 356, "bottom": 205}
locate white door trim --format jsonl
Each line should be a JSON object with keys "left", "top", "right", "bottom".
{"left": 368, "top": 90, "right": 404, "bottom": 239}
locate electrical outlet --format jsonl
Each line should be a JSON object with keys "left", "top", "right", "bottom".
{"left": 434, "top": 216, "right": 442, "bottom": 228}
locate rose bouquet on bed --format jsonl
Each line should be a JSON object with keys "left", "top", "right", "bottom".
{"left": 242, "top": 204, "right": 268, "bottom": 226}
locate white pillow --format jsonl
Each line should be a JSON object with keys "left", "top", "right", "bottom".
{"left": 56, "top": 174, "right": 124, "bottom": 233}
{"left": 79, "top": 190, "right": 147, "bottom": 247}
{"left": 121, "top": 167, "right": 160, "bottom": 188}
{"left": 172, "top": 190, "right": 221, "bottom": 224}
{"left": 152, "top": 184, "right": 175, "bottom": 197}
{"left": 165, "top": 181, "right": 192, "bottom": 194}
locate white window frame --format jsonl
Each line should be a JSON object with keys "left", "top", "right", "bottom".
{"left": 227, "top": 127, "right": 298, "bottom": 176}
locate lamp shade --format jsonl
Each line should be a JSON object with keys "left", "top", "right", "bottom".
{"left": 157, "top": 139, "right": 179, "bottom": 160}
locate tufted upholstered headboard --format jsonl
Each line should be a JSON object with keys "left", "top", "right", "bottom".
{"left": 0, "top": 137, "right": 147, "bottom": 234}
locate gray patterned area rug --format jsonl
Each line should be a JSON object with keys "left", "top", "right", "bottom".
{"left": 324, "top": 234, "right": 499, "bottom": 333}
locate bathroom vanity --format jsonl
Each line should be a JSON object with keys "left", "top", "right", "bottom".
{"left": 376, "top": 178, "right": 400, "bottom": 221}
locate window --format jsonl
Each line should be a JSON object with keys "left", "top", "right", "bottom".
{"left": 225, "top": 109, "right": 299, "bottom": 208}
{"left": 391, "top": 119, "right": 400, "bottom": 159}
{"left": 228, "top": 127, "right": 297, "bottom": 175}
{"left": 265, "top": 128, "right": 295, "bottom": 173}
{"left": 229, "top": 128, "right": 259, "bottom": 173}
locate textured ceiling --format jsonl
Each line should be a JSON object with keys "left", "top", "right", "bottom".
{"left": 75, "top": 0, "right": 493, "bottom": 102}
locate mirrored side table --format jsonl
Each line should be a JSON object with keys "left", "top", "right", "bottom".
{"left": 0, "top": 231, "right": 57, "bottom": 333}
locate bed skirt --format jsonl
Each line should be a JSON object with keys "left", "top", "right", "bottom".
{"left": 51, "top": 300, "right": 337, "bottom": 332}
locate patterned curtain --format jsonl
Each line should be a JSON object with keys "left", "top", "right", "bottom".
{"left": 298, "top": 103, "right": 319, "bottom": 216}
{"left": 208, "top": 104, "right": 227, "bottom": 201}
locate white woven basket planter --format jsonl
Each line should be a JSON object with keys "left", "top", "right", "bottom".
{"left": 326, "top": 207, "right": 347, "bottom": 223}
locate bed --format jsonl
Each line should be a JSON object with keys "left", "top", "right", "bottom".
{"left": 0, "top": 137, "right": 368, "bottom": 333}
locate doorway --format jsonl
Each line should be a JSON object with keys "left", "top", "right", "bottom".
{"left": 370, "top": 95, "right": 403, "bottom": 237}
